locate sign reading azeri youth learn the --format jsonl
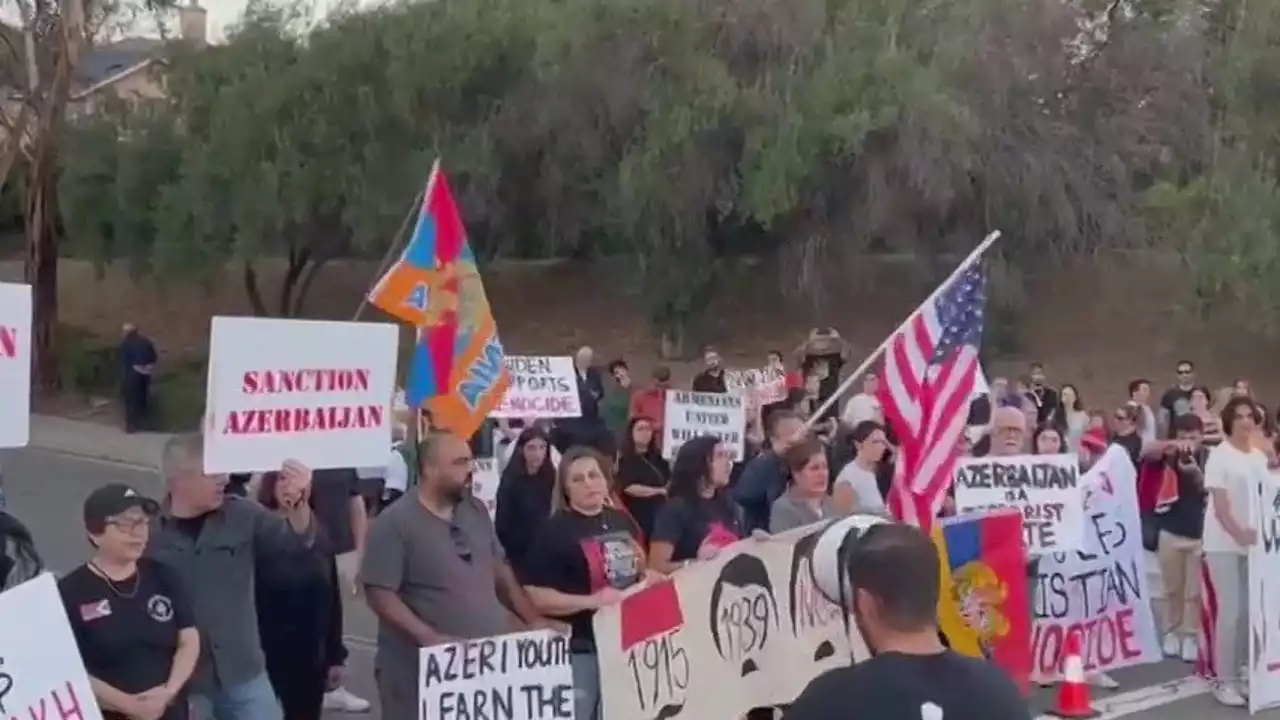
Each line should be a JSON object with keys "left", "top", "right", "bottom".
{"left": 0, "top": 282, "right": 32, "bottom": 448}
{"left": 203, "top": 316, "right": 398, "bottom": 474}
{"left": 0, "top": 573, "right": 106, "bottom": 720}
{"left": 953, "top": 453, "right": 1085, "bottom": 554}
{"left": 490, "top": 355, "right": 582, "bottom": 419}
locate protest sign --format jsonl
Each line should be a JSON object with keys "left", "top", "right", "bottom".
{"left": 662, "top": 390, "right": 746, "bottom": 461}
{"left": 0, "top": 573, "right": 104, "bottom": 720}
{"left": 726, "top": 368, "right": 787, "bottom": 406}
{"left": 203, "top": 317, "right": 398, "bottom": 473}
{"left": 954, "top": 453, "right": 1085, "bottom": 554}
{"left": 418, "top": 629, "right": 573, "bottom": 720}
{"left": 491, "top": 356, "right": 581, "bottom": 419}
{"left": 0, "top": 282, "right": 31, "bottom": 448}
{"left": 1030, "top": 446, "right": 1160, "bottom": 679}
{"left": 594, "top": 524, "right": 868, "bottom": 720}
{"left": 470, "top": 458, "right": 500, "bottom": 519}
{"left": 1249, "top": 474, "right": 1280, "bottom": 713}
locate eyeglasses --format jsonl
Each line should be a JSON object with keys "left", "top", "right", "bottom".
{"left": 449, "top": 524, "right": 472, "bottom": 563}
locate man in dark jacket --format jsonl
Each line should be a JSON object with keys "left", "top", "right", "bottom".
{"left": 117, "top": 322, "right": 158, "bottom": 433}
{"left": 733, "top": 410, "right": 805, "bottom": 532}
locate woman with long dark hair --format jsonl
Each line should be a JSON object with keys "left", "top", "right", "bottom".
{"left": 647, "top": 435, "right": 742, "bottom": 574}
{"left": 494, "top": 426, "right": 558, "bottom": 573}
{"left": 616, "top": 416, "right": 670, "bottom": 538}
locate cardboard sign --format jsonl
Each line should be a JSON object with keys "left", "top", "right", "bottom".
{"left": 1249, "top": 473, "right": 1280, "bottom": 713}
{"left": 491, "top": 356, "right": 582, "bottom": 419}
{"left": 470, "top": 458, "right": 500, "bottom": 519}
{"left": 954, "top": 453, "right": 1085, "bottom": 554}
{"left": 1031, "top": 446, "right": 1160, "bottom": 679}
{"left": 418, "top": 630, "right": 574, "bottom": 720}
{"left": 203, "top": 317, "right": 398, "bottom": 473}
{"left": 0, "top": 573, "right": 105, "bottom": 720}
{"left": 662, "top": 391, "right": 746, "bottom": 461}
{"left": 0, "top": 282, "right": 31, "bottom": 448}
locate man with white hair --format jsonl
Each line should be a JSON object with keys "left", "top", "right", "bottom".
{"left": 558, "top": 345, "right": 606, "bottom": 450}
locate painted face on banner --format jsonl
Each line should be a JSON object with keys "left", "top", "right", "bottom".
{"left": 708, "top": 554, "right": 780, "bottom": 677}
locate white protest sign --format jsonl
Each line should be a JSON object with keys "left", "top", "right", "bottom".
{"left": 0, "top": 573, "right": 105, "bottom": 720}
{"left": 203, "top": 316, "right": 398, "bottom": 473}
{"left": 662, "top": 390, "right": 746, "bottom": 462}
{"left": 418, "top": 629, "right": 574, "bottom": 720}
{"left": 470, "top": 458, "right": 500, "bottom": 519}
{"left": 1031, "top": 445, "right": 1160, "bottom": 679}
{"left": 1248, "top": 474, "right": 1280, "bottom": 713}
{"left": 954, "top": 453, "right": 1085, "bottom": 554}
{"left": 0, "top": 282, "right": 31, "bottom": 448}
{"left": 491, "top": 356, "right": 582, "bottom": 419}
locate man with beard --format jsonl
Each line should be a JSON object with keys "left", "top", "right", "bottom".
{"left": 785, "top": 524, "right": 1028, "bottom": 719}
{"left": 360, "top": 431, "right": 545, "bottom": 720}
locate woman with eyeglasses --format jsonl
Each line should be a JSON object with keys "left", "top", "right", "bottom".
{"left": 647, "top": 435, "right": 744, "bottom": 574}
{"left": 521, "top": 447, "right": 656, "bottom": 720}
{"left": 58, "top": 484, "right": 199, "bottom": 720}
{"left": 832, "top": 421, "right": 889, "bottom": 515}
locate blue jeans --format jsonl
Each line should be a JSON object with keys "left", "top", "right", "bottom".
{"left": 572, "top": 653, "right": 601, "bottom": 720}
{"left": 190, "top": 673, "right": 282, "bottom": 720}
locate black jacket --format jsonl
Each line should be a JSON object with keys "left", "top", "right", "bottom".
{"left": 256, "top": 519, "right": 346, "bottom": 673}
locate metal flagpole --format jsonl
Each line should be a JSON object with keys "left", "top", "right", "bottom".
{"left": 800, "top": 230, "right": 1004, "bottom": 432}
{"left": 350, "top": 161, "right": 442, "bottom": 321}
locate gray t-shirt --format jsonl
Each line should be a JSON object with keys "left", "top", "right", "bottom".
{"left": 311, "top": 468, "right": 359, "bottom": 554}
{"left": 359, "top": 493, "right": 511, "bottom": 681}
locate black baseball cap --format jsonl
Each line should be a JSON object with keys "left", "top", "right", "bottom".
{"left": 83, "top": 484, "right": 160, "bottom": 531}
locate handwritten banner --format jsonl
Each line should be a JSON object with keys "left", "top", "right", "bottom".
{"left": 203, "top": 317, "right": 398, "bottom": 473}
{"left": 1031, "top": 446, "right": 1160, "bottom": 678}
{"left": 0, "top": 282, "right": 31, "bottom": 449}
{"left": 418, "top": 630, "right": 573, "bottom": 720}
{"left": 954, "top": 453, "right": 1085, "bottom": 554}
{"left": 725, "top": 368, "right": 788, "bottom": 406}
{"left": 1248, "top": 474, "right": 1280, "bottom": 713}
{"left": 491, "top": 356, "right": 582, "bottom": 419}
{"left": 594, "top": 521, "right": 875, "bottom": 720}
{"left": 0, "top": 573, "right": 104, "bottom": 720}
{"left": 662, "top": 391, "right": 746, "bottom": 461}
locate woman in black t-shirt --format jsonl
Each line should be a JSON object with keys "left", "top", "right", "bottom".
{"left": 648, "top": 435, "right": 744, "bottom": 574}
{"left": 616, "top": 416, "right": 671, "bottom": 539}
{"left": 522, "top": 446, "right": 653, "bottom": 720}
{"left": 58, "top": 484, "right": 199, "bottom": 720}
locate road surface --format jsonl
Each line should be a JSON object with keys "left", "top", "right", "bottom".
{"left": 3, "top": 446, "right": 1273, "bottom": 720}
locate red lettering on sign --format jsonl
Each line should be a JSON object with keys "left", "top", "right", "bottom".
{"left": 22, "top": 682, "right": 85, "bottom": 720}
{"left": 1031, "top": 608, "right": 1142, "bottom": 675}
{"left": 222, "top": 405, "right": 385, "bottom": 435}
{"left": 0, "top": 326, "right": 16, "bottom": 358}
{"left": 240, "top": 368, "right": 371, "bottom": 395}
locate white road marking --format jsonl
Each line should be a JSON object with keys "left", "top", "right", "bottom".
{"left": 1034, "top": 676, "right": 1209, "bottom": 720}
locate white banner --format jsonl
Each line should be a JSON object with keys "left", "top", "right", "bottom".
{"left": 954, "top": 453, "right": 1085, "bottom": 554}
{"left": 418, "top": 629, "right": 574, "bottom": 720}
{"left": 0, "top": 573, "right": 104, "bottom": 720}
{"left": 1248, "top": 474, "right": 1280, "bottom": 713}
{"left": 662, "top": 391, "right": 746, "bottom": 462}
{"left": 203, "top": 317, "right": 398, "bottom": 473}
{"left": 1031, "top": 445, "right": 1161, "bottom": 679}
{"left": 0, "top": 282, "right": 31, "bottom": 448}
{"left": 491, "top": 356, "right": 582, "bottom": 419}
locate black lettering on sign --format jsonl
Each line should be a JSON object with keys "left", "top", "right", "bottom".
{"left": 518, "top": 683, "right": 574, "bottom": 719}
{"left": 625, "top": 631, "right": 690, "bottom": 714}
{"left": 423, "top": 639, "right": 506, "bottom": 688}
{"left": 1023, "top": 521, "right": 1057, "bottom": 550}
{"left": 672, "top": 392, "right": 742, "bottom": 410}
{"left": 1033, "top": 571, "right": 1071, "bottom": 620}
{"left": 0, "top": 656, "right": 11, "bottom": 714}
{"left": 709, "top": 553, "right": 780, "bottom": 676}
{"left": 956, "top": 459, "right": 1078, "bottom": 491}
{"left": 435, "top": 686, "right": 514, "bottom": 720}
{"left": 506, "top": 357, "right": 553, "bottom": 375}
{"left": 1068, "top": 558, "right": 1141, "bottom": 616}
{"left": 513, "top": 635, "right": 570, "bottom": 670}
{"left": 683, "top": 410, "right": 730, "bottom": 427}
{"left": 1086, "top": 511, "right": 1126, "bottom": 559}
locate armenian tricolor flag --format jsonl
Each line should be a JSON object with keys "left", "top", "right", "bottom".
{"left": 933, "top": 509, "right": 1031, "bottom": 693}
{"left": 369, "top": 163, "right": 510, "bottom": 440}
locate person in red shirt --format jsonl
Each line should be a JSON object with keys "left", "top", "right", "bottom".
{"left": 629, "top": 367, "right": 672, "bottom": 442}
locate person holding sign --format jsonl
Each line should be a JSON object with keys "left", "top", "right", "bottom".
{"left": 1200, "top": 397, "right": 1269, "bottom": 707}
{"left": 521, "top": 447, "right": 657, "bottom": 720}
{"left": 59, "top": 484, "right": 200, "bottom": 720}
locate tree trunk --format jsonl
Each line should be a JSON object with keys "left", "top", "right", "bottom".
{"left": 24, "top": 149, "right": 59, "bottom": 392}
{"left": 243, "top": 261, "right": 268, "bottom": 316}
{"left": 659, "top": 323, "right": 686, "bottom": 360}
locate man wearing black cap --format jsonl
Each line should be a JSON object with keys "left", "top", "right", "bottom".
{"left": 59, "top": 484, "right": 200, "bottom": 720}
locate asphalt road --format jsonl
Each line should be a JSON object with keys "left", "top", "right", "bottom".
{"left": 3, "top": 446, "right": 1276, "bottom": 720}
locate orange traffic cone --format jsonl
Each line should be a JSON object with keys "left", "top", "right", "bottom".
{"left": 1049, "top": 633, "right": 1099, "bottom": 719}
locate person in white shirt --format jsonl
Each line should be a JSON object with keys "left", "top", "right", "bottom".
{"left": 841, "top": 372, "right": 883, "bottom": 428}
{"left": 1201, "top": 396, "right": 1267, "bottom": 707}
{"left": 832, "top": 421, "right": 889, "bottom": 515}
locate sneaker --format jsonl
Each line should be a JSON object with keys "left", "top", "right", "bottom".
{"left": 1180, "top": 636, "right": 1198, "bottom": 663}
{"left": 1087, "top": 672, "right": 1120, "bottom": 690}
{"left": 1162, "top": 633, "right": 1181, "bottom": 658}
{"left": 323, "top": 687, "right": 372, "bottom": 713}
{"left": 1211, "top": 682, "right": 1247, "bottom": 707}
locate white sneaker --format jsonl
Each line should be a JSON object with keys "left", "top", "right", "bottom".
{"left": 1087, "top": 672, "right": 1120, "bottom": 690}
{"left": 1211, "top": 683, "right": 1247, "bottom": 707}
{"left": 1180, "top": 636, "right": 1198, "bottom": 663}
{"left": 323, "top": 687, "right": 372, "bottom": 713}
{"left": 1162, "top": 633, "right": 1181, "bottom": 658}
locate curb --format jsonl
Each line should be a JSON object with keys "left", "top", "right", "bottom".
{"left": 22, "top": 443, "right": 160, "bottom": 472}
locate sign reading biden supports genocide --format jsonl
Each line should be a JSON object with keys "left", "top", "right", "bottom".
{"left": 491, "top": 356, "right": 582, "bottom": 419}
{"left": 662, "top": 390, "right": 746, "bottom": 461}
{"left": 954, "top": 453, "right": 1085, "bottom": 554}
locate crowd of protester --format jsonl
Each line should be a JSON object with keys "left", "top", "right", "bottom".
{"left": 0, "top": 333, "right": 1276, "bottom": 718}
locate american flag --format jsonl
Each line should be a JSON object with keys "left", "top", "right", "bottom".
{"left": 879, "top": 264, "right": 986, "bottom": 532}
